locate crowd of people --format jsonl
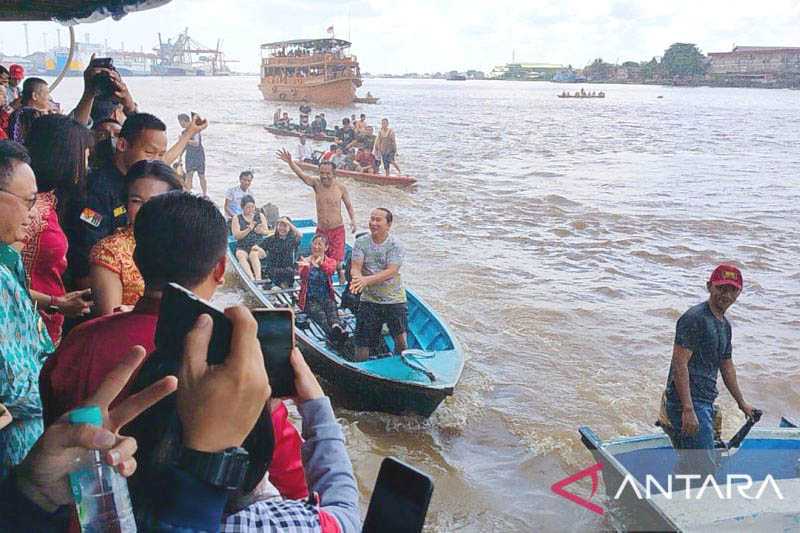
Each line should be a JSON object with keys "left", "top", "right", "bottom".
{"left": 272, "top": 105, "right": 401, "bottom": 176}
{"left": 0, "top": 60, "right": 362, "bottom": 531}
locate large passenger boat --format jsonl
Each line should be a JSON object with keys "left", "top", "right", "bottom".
{"left": 258, "top": 38, "right": 362, "bottom": 106}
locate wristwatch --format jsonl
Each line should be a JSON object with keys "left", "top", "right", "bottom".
{"left": 178, "top": 447, "right": 250, "bottom": 490}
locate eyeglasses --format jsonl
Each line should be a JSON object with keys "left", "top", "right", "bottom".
{"left": 0, "top": 189, "right": 36, "bottom": 211}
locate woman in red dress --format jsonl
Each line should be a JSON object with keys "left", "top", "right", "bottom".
{"left": 21, "top": 115, "right": 94, "bottom": 345}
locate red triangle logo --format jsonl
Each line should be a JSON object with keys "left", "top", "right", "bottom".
{"left": 551, "top": 462, "right": 604, "bottom": 515}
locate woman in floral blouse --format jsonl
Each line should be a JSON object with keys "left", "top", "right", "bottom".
{"left": 89, "top": 160, "right": 182, "bottom": 315}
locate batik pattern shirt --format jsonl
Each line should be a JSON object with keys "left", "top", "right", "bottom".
{"left": 0, "top": 244, "right": 53, "bottom": 480}
{"left": 90, "top": 226, "right": 144, "bottom": 307}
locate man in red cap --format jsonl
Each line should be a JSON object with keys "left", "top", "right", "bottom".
{"left": 661, "top": 264, "right": 756, "bottom": 474}
{"left": 6, "top": 65, "right": 24, "bottom": 107}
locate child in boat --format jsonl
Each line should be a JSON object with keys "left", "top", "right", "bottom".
{"left": 263, "top": 216, "right": 301, "bottom": 288}
{"left": 298, "top": 234, "right": 344, "bottom": 339}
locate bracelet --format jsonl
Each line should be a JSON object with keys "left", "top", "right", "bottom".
{"left": 46, "top": 295, "right": 60, "bottom": 314}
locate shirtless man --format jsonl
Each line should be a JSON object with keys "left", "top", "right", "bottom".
{"left": 277, "top": 148, "right": 356, "bottom": 280}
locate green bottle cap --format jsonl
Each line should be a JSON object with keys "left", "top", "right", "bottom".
{"left": 67, "top": 405, "right": 103, "bottom": 427}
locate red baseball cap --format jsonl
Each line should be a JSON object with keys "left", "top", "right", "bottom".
{"left": 9, "top": 64, "right": 24, "bottom": 80}
{"left": 709, "top": 264, "right": 743, "bottom": 289}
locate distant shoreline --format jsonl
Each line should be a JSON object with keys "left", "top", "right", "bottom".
{"left": 364, "top": 76, "right": 800, "bottom": 90}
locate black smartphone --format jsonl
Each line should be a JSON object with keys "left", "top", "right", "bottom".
{"left": 362, "top": 457, "right": 434, "bottom": 533}
{"left": 155, "top": 283, "right": 232, "bottom": 365}
{"left": 88, "top": 57, "right": 115, "bottom": 69}
{"left": 251, "top": 308, "right": 296, "bottom": 397}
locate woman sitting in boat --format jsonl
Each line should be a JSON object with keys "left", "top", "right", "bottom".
{"left": 263, "top": 216, "right": 301, "bottom": 288}
{"left": 89, "top": 160, "right": 183, "bottom": 315}
{"left": 232, "top": 195, "right": 270, "bottom": 281}
{"left": 298, "top": 234, "right": 345, "bottom": 339}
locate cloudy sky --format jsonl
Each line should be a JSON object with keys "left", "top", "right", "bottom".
{"left": 1, "top": 0, "right": 799, "bottom": 73}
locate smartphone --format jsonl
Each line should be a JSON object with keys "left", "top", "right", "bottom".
{"left": 362, "top": 457, "right": 434, "bottom": 533}
{"left": 155, "top": 283, "right": 232, "bottom": 365}
{"left": 89, "top": 57, "right": 114, "bottom": 69}
{"left": 156, "top": 284, "right": 297, "bottom": 396}
{"left": 251, "top": 308, "right": 296, "bottom": 397}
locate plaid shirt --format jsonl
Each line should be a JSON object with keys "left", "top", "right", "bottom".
{"left": 221, "top": 498, "right": 332, "bottom": 533}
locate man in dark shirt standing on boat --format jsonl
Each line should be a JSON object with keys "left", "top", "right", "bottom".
{"left": 350, "top": 208, "right": 407, "bottom": 362}
{"left": 662, "top": 264, "right": 756, "bottom": 474}
{"left": 276, "top": 148, "right": 356, "bottom": 281}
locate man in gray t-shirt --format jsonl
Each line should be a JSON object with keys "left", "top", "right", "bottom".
{"left": 350, "top": 208, "right": 407, "bottom": 361}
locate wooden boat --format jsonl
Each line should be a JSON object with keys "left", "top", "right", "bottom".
{"left": 297, "top": 161, "right": 417, "bottom": 187}
{"left": 264, "top": 125, "right": 336, "bottom": 142}
{"left": 227, "top": 220, "right": 463, "bottom": 416}
{"left": 259, "top": 39, "right": 362, "bottom": 106}
{"left": 353, "top": 96, "right": 380, "bottom": 104}
{"left": 557, "top": 93, "right": 605, "bottom": 98}
{"left": 579, "top": 423, "right": 800, "bottom": 530}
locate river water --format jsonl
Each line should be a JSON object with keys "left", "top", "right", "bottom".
{"left": 53, "top": 76, "right": 800, "bottom": 531}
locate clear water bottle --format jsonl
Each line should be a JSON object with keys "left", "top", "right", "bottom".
{"left": 68, "top": 405, "right": 137, "bottom": 532}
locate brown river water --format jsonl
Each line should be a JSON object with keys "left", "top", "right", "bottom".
{"left": 51, "top": 76, "right": 800, "bottom": 531}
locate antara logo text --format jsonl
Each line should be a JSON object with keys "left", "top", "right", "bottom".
{"left": 551, "top": 463, "right": 785, "bottom": 516}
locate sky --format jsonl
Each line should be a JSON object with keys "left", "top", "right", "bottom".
{"left": 1, "top": 0, "right": 799, "bottom": 74}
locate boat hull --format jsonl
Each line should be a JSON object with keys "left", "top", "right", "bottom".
{"left": 297, "top": 161, "right": 417, "bottom": 187}
{"left": 579, "top": 425, "right": 800, "bottom": 531}
{"left": 353, "top": 97, "right": 379, "bottom": 104}
{"left": 259, "top": 77, "right": 357, "bottom": 106}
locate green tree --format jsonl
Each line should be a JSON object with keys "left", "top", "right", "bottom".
{"left": 661, "top": 43, "right": 707, "bottom": 78}
{"left": 584, "top": 58, "right": 615, "bottom": 81}
{"left": 640, "top": 57, "right": 660, "bottom": 80}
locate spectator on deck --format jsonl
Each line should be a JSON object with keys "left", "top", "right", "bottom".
{"left": 224, "top": 170, "right": 254, "bottom": 218}
{"left": 178, "top": 113, "right": 207, "bottom": 197}
{"left": 263, "top": 216, "right": 301, "bottom": 288}
{"left": 0, "top": 140, "right": 54, "bottom": 479}
{"left": 350, "top": 208, "right": 407, "bottom": 361}
{"left": 0, "top": 86, "right": 9, "bottom": 141}
{"left": 232, "top": 194, "right": 270, "bottom": 280}
{"left": 6, "top": 78, "right": 50, "bottom": 144}
{"left": 89, "top": 160, "right": 182, "bottom": 316}
{"left": 64, "top": 112, "right": 207, "bottom": 289}
{"left": 21, "top": 115, "right": 94, "bottom": 345}
{"left": 6, "top": 64, "right": 24, "bottom": 107}
{"left": 319, "top": 112, "right": 327, "bottom": 131}
{"left": 128, "top": 314, "right": 360, "bottom": 531}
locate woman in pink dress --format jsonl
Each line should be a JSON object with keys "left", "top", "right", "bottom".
{"left": 21, "top": 114, "right": 94, "bottom": 345}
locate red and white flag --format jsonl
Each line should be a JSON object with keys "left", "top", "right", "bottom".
{"left": 326, "top": 25, "right": 334, "bottom": 35}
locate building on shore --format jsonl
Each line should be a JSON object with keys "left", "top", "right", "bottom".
{"left": 708, "top": 46, "right": 800, "bottom": 84}
{"left": 488, "top": 62, "right": 565, "bottom": 81}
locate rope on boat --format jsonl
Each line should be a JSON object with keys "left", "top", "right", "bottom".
{"left": 400, "top": 349, "right": 436, "bottom": 382}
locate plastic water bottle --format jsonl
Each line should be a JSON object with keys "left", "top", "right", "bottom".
{"left": 68, "top": 405, "right": 137, "bottom": 532}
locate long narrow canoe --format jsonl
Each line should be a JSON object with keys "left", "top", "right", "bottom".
{"left": 354, "top": 96, "right": 380, "bottom": 104}
{"left": 264, "top": 125, "right": 335, "bottom": 142}
{"left": 579, "top": 424, "right": 800, "bottom": 530}
{"left": 297, "top": 161, "right": 417, "bottom": 187}
{"left": 228, "top": 219, "right": 463, "bottom": 416}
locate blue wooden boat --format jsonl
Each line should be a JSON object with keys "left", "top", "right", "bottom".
{"left": 227, "top": 219, "right": 464, "bottom": 417}
{"left": 579, "top": 424, "right": 800, "bottom": 530}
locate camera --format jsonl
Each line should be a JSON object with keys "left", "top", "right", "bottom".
{"left": 89, "top": 57, "right": 118, "bottom": 100}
